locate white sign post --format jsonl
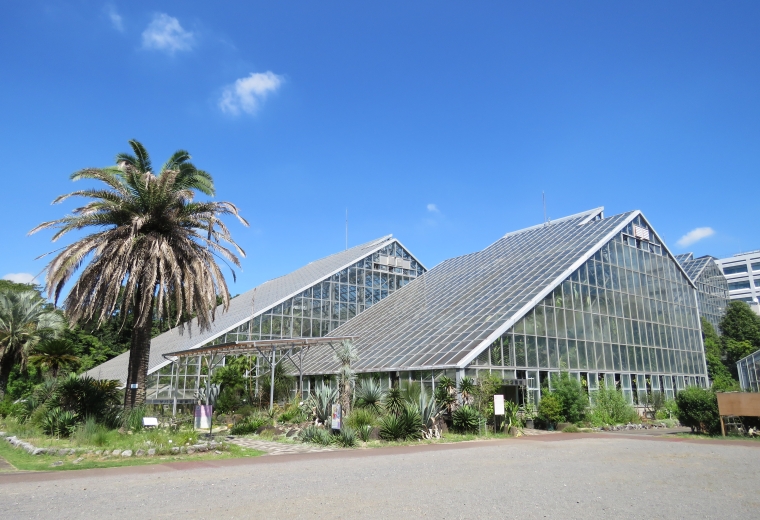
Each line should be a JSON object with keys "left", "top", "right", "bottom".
{"left": 494, "top": 395, "right": 505, "bottom": 433}
{"left": 494, "top": 394, "right": 505, "bottom": 416}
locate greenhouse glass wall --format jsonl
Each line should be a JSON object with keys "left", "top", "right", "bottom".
{"left": 302, "top": 208, "right": 708, "bottom": 406}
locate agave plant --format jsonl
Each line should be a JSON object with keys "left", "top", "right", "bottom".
{"left": 42, "top": 407, "right": 79, "bottom": 437}
{"left": 418, "top": 388, "right": 444, "bottom": 430}
{"left": 307, "top": 384, "right": 337, "bottom": 425}
{"left": 354, "top": 379, "right": 385, "bottom": 414}
{"left": 379, "top": 404, "right": 423, "bottom": 441}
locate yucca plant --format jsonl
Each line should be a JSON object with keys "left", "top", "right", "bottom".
{"left": 383, "top": 386, "right": 405, "bottom": 416}
{"left": 458, "top": 377, "right": 476, "bottom": 405}
{"left": 354, "top": 379, "right": 385, "bottom": 414}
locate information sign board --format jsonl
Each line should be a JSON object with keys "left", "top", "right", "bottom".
{"left": 494, "top": 394, "right": 505, "bottom": 416}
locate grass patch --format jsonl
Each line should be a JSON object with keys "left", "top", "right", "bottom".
{"left": 673, "top": 433, "right": 760, "bottom": 442}
{"left": 0, "top": 438, "right": 263, "bottom": 472}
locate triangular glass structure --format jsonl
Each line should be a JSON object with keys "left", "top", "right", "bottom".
{"left": 303, "top": 208, "right": 707, "bottom": 403}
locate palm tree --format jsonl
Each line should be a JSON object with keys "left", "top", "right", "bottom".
{"left": 29, "top": 339, "right": 80, "bottom": 378}
{"left": 30, "top": 140, "right": 248, "bottom": 409}
{"left": 0, "top": 290, "right": 64, "bottom": 398}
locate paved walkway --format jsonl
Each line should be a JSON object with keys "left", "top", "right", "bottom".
{"left": 2, "top": 435, "right": 759, "bottom": 518}
{"left": 228, "top": 437, "right": 339, "bottom": 455}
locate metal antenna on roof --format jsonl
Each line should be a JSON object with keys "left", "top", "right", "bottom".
{"left": 542, "top": 192, "right": 549, "bottom": 227}
{"left": 345, "top": 208, "right": 348, "bottom": 250}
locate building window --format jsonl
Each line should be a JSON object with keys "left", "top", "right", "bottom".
{"left": 728, "top": 281, "right": 751, "bottom": 291}
{"left": 723, "top": 265, "right": 748, "bottom": 275}
{"left": 753, "top": 262, "right": 760, "bottom": 272}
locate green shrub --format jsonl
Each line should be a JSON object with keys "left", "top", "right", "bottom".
{"left": 379, "top": 405, "right": 423, "bottom": 441}
{"left": 562, "top": 424, "right": 580, "bottom": 433}
{"left": 537, "top": 392, "right": 564, "bottom": 426}
{"left": 300, "top": 425, "right": 333, "bottom": 446}
{"left": 0, "top": 396, "right": 21, "bottom": 418}
{"left": 230, "top": 414, "right": 270, "bottom": 435}
{"left": 345, "top": 408, "right": 376, "bottom": 430}
{"left": 655, "top": 399, "right": 678, "bottom": 420}
{"left": 73, "top": 417, "right": 112, "bottom": 446}
{"left": 589, "top": 382, "right": 638, "bottom": 426}
{"left": 675, "top": 387, "right": 720, "bottom": 434}
{"left": 452, "top": 405, "right": 481, "bottom": 433}
{"left": 122, "top": 405, "right": 146, "bottom": 431}
{"left": 552, "top": 372, "right": 588, "bottom": 423}
{"left": 335, "top": 427, "right": 357, "bottom": 448}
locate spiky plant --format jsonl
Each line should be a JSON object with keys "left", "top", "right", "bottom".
{"left": 354, "top": 379, "right": 385, "bottom": 414}
{"left": 30, "top": 140, "right": 248, "bottom": 409}
{"left": 0, "top": 290, "right": 64, "bottom": 398}
{"left": 384, "top": 386, "right": 404, "bottom": 416}
{"left": 458, "top": 376, "right": 476, "bottom": 405}
{"left": 308, "top": 384, "right": 337, "bottom": 425}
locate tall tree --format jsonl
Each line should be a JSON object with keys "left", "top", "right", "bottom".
{"left": 0, "top": 290, "right": 64, "bottom": 398}
{"left": 720, "top": 301, "right": 760, "bottom": 351}
{"left": 31, "top": 140, "right": 248, "bottom": 409}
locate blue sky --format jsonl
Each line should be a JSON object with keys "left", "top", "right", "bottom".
{"left": 1, "top": 1, "right": 757, "bottom": 293}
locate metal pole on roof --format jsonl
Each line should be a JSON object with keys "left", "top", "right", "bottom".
{"left": 269, "top": 347, "right": 276, "bottom": 411}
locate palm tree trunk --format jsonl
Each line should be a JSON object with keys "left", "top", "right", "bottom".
{"left": 0, "top": 353, "right": 15, "bottom": 400}
{"left": 124, "top": 288, "right": 153, "bottom": 410}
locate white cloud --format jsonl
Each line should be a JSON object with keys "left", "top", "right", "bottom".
{"left": 3, "top": 273, "right": 38, "bottom": 284}
{"left": 677, "top": 227, "right": 715, "bottom": 247}
{"left": 106, "top": 5, "right": 124, "bottom": 32}
{"left": 427, "top": 203, "right": 439, "bottom": 213}
{"left": 142, "top": 13, "right": 194, "bottom": 54}
{"left": 219, "top": 72, "right": 284, "bottom": 116}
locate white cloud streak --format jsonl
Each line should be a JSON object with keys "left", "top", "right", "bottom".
{"left": 427, "top": 203, "right": 439, "bottom": 213}
{"left": 677, "top": 227, "right": 715, "bottom": 247}
{"left": 106, "top": 5, "right": 124, "bottom": 32}
{"left": 142, "top": 13, "right": 194, "bottom": 54}
{"left": 219, "top": 72, "right": 284, "bottom": 116}
{"left": 3, "top": 273, "right": 38, "bottom": 284}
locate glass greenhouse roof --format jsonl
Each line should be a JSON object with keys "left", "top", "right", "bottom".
{"left": 302, "top": 207, "right": 696, "bottom": 375}
{"left": 675, "top": 253, "right": 713, "bottom": 283}
{"left": 85, "top": 234, "right": 412, "bottom": 384}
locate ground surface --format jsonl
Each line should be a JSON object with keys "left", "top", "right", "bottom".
{"left": 1, "top": 434, "right": 758, "bottom": 519}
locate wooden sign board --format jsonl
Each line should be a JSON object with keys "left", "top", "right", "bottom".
{"left": 717, "top": 392, "right": 760, "bottom": 417}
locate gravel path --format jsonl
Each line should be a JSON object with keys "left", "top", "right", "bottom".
{"left": 1, "top": 435, "right": 758, "bottom": 519}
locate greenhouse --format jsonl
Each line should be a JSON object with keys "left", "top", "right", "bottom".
{"left": 85, "top": 235, "right": 426, "bottom": 404}
{"left": 675, "top": 253, "right": 730, "bottom": 332}
{"left": 303, "top": 207, "right": 708, "bottom": 405}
